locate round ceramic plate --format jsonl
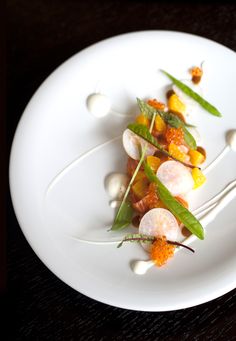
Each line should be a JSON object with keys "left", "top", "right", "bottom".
{"left": 10, "top": 31, "right": 236, "bottom": 311}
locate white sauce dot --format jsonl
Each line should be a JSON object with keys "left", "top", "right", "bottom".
{"left": 105, "top": 173, "right": 129, "bottom": 200}
{"left": 87, "top": 93, "right": 111, "bottom": 117}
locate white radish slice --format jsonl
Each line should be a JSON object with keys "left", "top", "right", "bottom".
{"left": 122, "top": 129, "right": 156, "bottom": 160}
{"left": 157, "top": 160, "right": 194, "bottom": 196}
{"left": 139, "top": 208, "right": 183, "bottom": 251}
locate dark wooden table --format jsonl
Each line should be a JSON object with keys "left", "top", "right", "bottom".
{"left": 7, "top": 1, "right": 236, "bottom": 340}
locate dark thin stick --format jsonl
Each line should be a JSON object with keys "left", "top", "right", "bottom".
{"left": 167, "top": 240, "right": 195, "bottom": 253}
{"left": 160, "top": 150, "right": 198, "bottom": 169}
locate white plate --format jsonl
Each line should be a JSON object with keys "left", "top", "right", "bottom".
{"left": 9, "top": 31, "right": 236, "bottom": 311}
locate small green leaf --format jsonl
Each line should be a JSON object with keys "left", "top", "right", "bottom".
{"left": 144, "top": 162, "right": 204, "bottom": 240}
{"left": 111, "top": 200, "right": 133, "bottom": 231}
{"left": 182, "top": 126, "right": 197, "bottom": 150}
{"left": 137, "top": 98, "right": 156, "bottom": 119}
{"left": 159, "top": 111, "right": 181, "bottom": 128}
{"left": 161, "top": 70, "right": 222, "bottom": 117}
{"left": 128, "top": 123, "right": 163, "bottom": 150}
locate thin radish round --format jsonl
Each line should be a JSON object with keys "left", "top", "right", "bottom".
{"left": 122, "top": 129, "right": 156, "bottom": 160}
{"left": 157, "top": 160, "right": 194, "bottom": 196}
{"left": 139, "top": 208, "right": 183, "bottom": 251}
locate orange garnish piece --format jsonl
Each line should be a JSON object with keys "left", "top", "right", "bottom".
{"left": 168, "top": 143, "right": 188, "bottom": 162}
{"left": 165, "top": 126, "right": 184, "bottom": 146}
{"left": 150, "top": 236, "right": 176, "bottom": 267}
{"left": 148, "top": 99, "right": 166, "bottom": 111}
{"left": 134, "top": 170, "right": 146, "bottom": 183}
{"left": 190, "top": 66, "right": 203, "bottom": 84}
{"left": 154, "top": 115, "right": 166, "bottom": 133}
{"left": 146, "top": 155, "right": 161, "bottom": 172}
{"left": 132, "top": 178, "right": 149, "bottom": 200}
{"left": 135, "top": 114, "right": 150, "bottom": 127}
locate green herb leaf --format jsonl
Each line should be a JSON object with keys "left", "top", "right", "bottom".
{"left": 182, "top": 126, "right": 197, "bottom": 150}
{"left": 159, "top": 111, "right": 181, "bottom": 128}
{"left": 128, "top": 123, "right": 163, "bottom": 149}
{"left": 136, "top": 99, "right": 197, "bottom": 150}
{"left": 137, "top": 98, "right": 156, "bottom": 119}
{"left": 144, "top": 162, "right": 204, "bottom": 240}
{"left": 117, "top": 233, "right": 155, "bottom": 248}
{"left": 128, "top": 123, "right": 196, "bottom": 168}
{"left": 161, "top": 70, "right": 222, "bottom": 117}
{"left": 161, "top": 112, "right": 197, "bottom": 150}
{"left": 111, "top": 201, "right": 133, "bottom": 231}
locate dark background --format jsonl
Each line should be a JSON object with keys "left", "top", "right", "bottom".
{"left": 7, "top": 1, "right": 236, "bottom": 340}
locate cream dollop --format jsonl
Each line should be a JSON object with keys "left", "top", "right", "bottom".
{"left": 226, "top": 129, "right": 236, "bottom": 151}
{"left": 87, "top": 93, "right": 111, "bottom": 117}
{"left": 105, "top": 173, "right": 129, "bottom": 200}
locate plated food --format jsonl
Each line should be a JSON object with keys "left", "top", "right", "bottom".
{"left": 109, "top": 67, "right": 222, "bottom": 270}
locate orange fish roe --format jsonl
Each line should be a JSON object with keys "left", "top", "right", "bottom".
{"left": 165, "top": 126, "right": 184, "bottom": 146}
{"left": 150, "top": 236, "right": 176, "bottom": 267}
{"left": 148, "top": 99, "right": 166, "bottom": 111}
{"left": 190, "top": 66, "right": 203, "bottom": 84}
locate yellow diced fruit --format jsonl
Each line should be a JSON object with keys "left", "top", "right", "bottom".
{"left": 189, "top": 149, "right": 205, "bottom": 166}
{"left": 134, "top": 171, "right": 146, "bottom": 183}
{"left": 192, "top": 168, "right": 206, "bottom": 189}
{"left": 168, "top": 94, "right": 186, "bottom": 114}
{"left": 155, "top": 115, "right": 166, "bottom": 133}
{"left": 168, "top": 143, "right": 188, "bottom": 162}
{"left": 132, "top": 179, "right": 149, "bottom": 199}
{"left": 146, "top": 156, "right": 161, "bottom": 172}
{"left": 136, "top": 114, "right": 150, "bottom": 127}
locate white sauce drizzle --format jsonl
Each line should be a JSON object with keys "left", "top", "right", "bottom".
{"left": 45, "top": 135, "right": 121, "bottom": 195}
{"left": 203, "top": 130, "right": 236, "bottom": 174}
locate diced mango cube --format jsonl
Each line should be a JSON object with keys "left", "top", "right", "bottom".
{"left": 189, "top": 149, "right": 205, "bottom": 166}
{"left": 155, "top": 115, "right": 166, "bottom": 133}
{"left": 146, "top": 156, "right": 161, "bottom": 172}
{"left": 132, "top": 178, "right": 149, "bottom": 199}
{"left": 134, "top": 170, "right": 146, "bottom": 183}
{"left": 168, "top": 143, "right": 188, "bottom": 162}
{"left": 192, "top": 168, "right": 206, "bottom": 189}
{"left": 168, "top": 94, "right": 186, "bottom": 114}
{"left": 136, "top": 114, "right": 150, "bottom": 127}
